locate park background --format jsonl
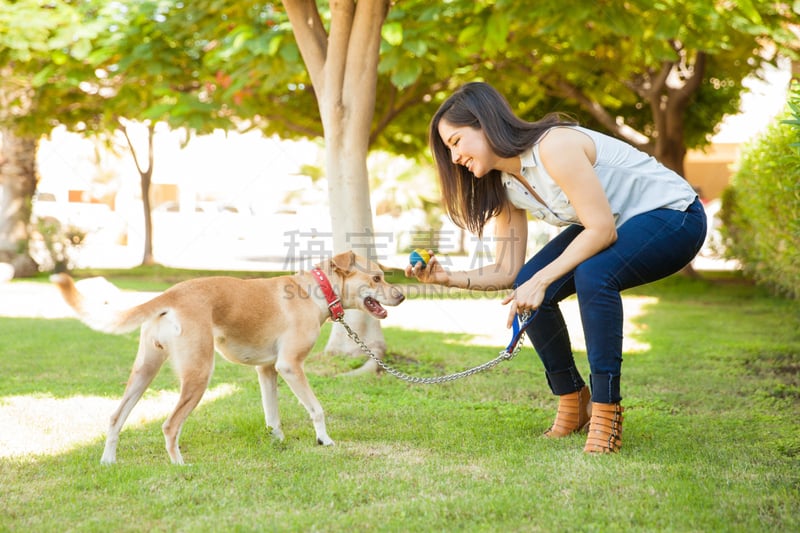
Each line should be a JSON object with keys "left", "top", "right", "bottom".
{"left": 3, "top": 1, "right": 799, "bottom": 282}
{"left": 27, "top": 57, "right": 791, "bottom": 273}
{"left": 1, "top": 2, "right": 799, "bottom": 532}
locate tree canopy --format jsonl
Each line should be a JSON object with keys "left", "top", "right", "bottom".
{"left": 149, "top": 0, "right": 799, "bottom": 173}
{"left": 5, "top": 0, "right": 796, "bottom": 168}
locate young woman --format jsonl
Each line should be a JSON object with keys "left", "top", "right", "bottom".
{"left": 406, "top": 82, "right": 707, "bottom": 453}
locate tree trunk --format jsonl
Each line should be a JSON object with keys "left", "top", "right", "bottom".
{"left": 284, "top": 0, "right": 391, "bottom": 367}
{"left": 322, "top": 121, "right": 386, "bottom": 360}
{"left": 0, "top": 127, "right": 40, "bottom": 277}
{"left": 653, "top": 112, "right": 687, "bottom": 176}
{"left": 647, "top": 54, "right": 705, "bottom": 277}
{"left": 648, "top": 52, "right": 706, "bottom": 178}
{"left": 140, "top": 170, "right": 154, "bottom": 266}
{"left": 649, "top": 82, "right": 690, "bottom": 178}
{"left": 563, "top": 54, "right": 705, "bottom": 277}
{"left": 121, "top": 122, "right": 156, "bottom": 266}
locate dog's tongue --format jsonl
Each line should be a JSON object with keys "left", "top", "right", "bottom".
{"left": 364, "top": 297, "right": 387, "bottom": 318}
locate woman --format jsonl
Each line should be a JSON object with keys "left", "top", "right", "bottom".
{"left": 406, "top": 82, "right": 707, "bottom": 453}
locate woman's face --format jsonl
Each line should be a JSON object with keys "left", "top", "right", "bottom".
{"left": 438, "top": 119, "right": 495, "bottom": 178}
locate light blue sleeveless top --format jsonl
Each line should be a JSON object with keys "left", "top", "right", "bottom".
{"left": 502, "top": 126, "right": 697, "bottom": 228}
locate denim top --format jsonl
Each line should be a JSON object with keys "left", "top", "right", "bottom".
{"left": 502, "top": 126, "right": 697, "bottom": 228}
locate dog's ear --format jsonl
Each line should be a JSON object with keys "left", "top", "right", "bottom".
{"left": 330, "top": 251, "right": 356, "bottom": 276}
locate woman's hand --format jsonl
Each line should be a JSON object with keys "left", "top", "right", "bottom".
{"left": 404, "top": 250, "right": 451, "bottom": 286}
{"left": 501, "top": 276, "right": 548, "bottom": 328}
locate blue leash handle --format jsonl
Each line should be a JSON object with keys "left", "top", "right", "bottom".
{"left": 506, "top": 310, "right": 537, "bottom": 353}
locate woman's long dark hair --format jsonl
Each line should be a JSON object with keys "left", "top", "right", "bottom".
{"left": 429, "top": 82, "right": 574, "bottom": 236}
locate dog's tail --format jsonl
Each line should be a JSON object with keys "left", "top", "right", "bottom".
{"left": 50, "top": 273, "right": 171, "bottom": 335}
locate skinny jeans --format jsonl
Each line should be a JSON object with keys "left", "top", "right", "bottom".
{"left": 515, "top": 197, "right": 707, "bottom": 403}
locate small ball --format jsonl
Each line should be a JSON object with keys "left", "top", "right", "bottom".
{"left": 409, "top": 248, "right": 431, "bottom": 269}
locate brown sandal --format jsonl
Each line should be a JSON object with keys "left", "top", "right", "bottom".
{"left": 583, "top": 402, "right": 624, "bottom": 453}
{"left": 544, "top": 385, "right": 592, "bottom": 437}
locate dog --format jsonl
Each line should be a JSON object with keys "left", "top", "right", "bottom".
{"left": 51, "top": 251, "right": 405, "bottom": 464}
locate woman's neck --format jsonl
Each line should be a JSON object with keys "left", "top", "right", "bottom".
{"left": 495, "top": 154, "right": 522, "bottom": 177}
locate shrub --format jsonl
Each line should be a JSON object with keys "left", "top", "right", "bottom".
{"left": 30, "top": 216, "right": 87, "bottom": 273}
{"left": 720, "top": 86, "right": 800, "bottom": 299}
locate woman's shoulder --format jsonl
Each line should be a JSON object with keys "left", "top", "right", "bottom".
{"left": 538, "top": 125, "right": 592, "bottom": 146}
{"left": 537, "top": 126, "right": 596, "bottom": 162}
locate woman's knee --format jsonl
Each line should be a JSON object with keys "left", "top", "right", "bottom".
{"left": 574, "top": 260, "right": 619, "bottom": 295}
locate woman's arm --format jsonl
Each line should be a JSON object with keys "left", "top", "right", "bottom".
{"left": 447, "top": 205, "right": 528, "bottom": 290}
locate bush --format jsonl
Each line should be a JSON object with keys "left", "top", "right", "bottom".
{"left": 30, "top": 216, "right": 87, "bottom": 273}
{"left": 720, "top": 86, "right": 800, "bottom": 299}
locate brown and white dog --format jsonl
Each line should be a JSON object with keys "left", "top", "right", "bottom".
{"left": 51, "top": 251, "right": 405, "bottom": 464}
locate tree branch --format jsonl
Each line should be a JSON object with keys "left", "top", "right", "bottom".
{"left": 119, "top": 120, "right": 147, "bottom": 177}
{"left": 630, "top": 61, "right": 672, "bottom": 101}
{"left": 671, "top": 51, "right": 706, "bottom": 108}
{"left": 282, "top": 0, "right": 328, "bottom": 90}
{"left": 556, "top": 80, "right": 652, "bottom": 151}
{"left": 343, "top": 0, "right": 389, "bottom": 101}
{"left": 370, "top": 82, "right": 424, "bottom": 145}
{"left": 325, "top": 0, "right": 354, "bottom": 106}
{"left": 118, "top": 120, "right": 155, "bottom": 180}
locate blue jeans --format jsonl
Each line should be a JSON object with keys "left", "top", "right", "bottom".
{"left": 515, "top": 197, "right": 707, "bottom": 403}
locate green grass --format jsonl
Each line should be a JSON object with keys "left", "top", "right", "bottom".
{"left": 1, "top": 271, "right": 798, "bottom": 532}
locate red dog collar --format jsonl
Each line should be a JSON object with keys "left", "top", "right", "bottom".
{"left": 310, "top": 267, "right": 345, "bottom": 320}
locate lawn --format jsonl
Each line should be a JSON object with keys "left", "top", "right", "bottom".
{"left": 1, "top": 270, "right": 798, "bottom": 532}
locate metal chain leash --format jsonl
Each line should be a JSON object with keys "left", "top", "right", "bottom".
{"left": 335, "top": 317, "right": 525, "bottom": 385}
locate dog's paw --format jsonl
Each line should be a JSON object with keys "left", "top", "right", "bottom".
{"left": 316, "top": 436, "right": 335, "bottom": 446}
{"left": 269, "top": 427, "right": 285, "bottom": 441}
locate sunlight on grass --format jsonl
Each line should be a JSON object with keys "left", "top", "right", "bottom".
{"left": 0, "top": 383, "right": 238, "bottom": 459}
{"left": 384, "top": 294, "right": 659, "bottom": 353}
{"left": 621, "top": 296, "right": 659, "bottom": 353}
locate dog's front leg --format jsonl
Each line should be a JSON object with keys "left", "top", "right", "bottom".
{"left": 275, "top": 354, "right": 334, "bottom": 446}
{"left": 255, "top": 364, "right": 284, "bottom": 441}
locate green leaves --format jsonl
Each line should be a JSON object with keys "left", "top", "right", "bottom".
{"left": 2, "top": 0, "right": 797, "bottom": 162}
{"left": 381, "top": 21, "right": 403, "bottom": 46}
{"left": 390, "top": 61, "right": 422, "bottom": 90}
{"left": 725, "top": 105, "right": 800, "bottom": 298}
{"left": 781, "top": 82, "right": 800, "bottom": 150}
{"left": 734, "top": 0, "right": 764, "bottom": 25}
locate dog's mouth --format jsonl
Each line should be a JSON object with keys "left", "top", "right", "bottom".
{"left": 363, "top": 296, "right": 388, "bottom": 319}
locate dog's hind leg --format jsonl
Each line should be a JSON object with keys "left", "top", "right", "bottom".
{"left": 275, "top": 351, "right": 334, "bottom": 446}
{"left": 256, "top": 364, "right": 284, "bottom": 442}
{"left": 161, "top": 333, "right": 215, "bottom": 465}
{"left": 102, "top": 331, "right": 168, "bottom": 464}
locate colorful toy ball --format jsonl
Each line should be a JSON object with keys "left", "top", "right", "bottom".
{"left": 409, "top": 248, "right": 431, "bottom": 269}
